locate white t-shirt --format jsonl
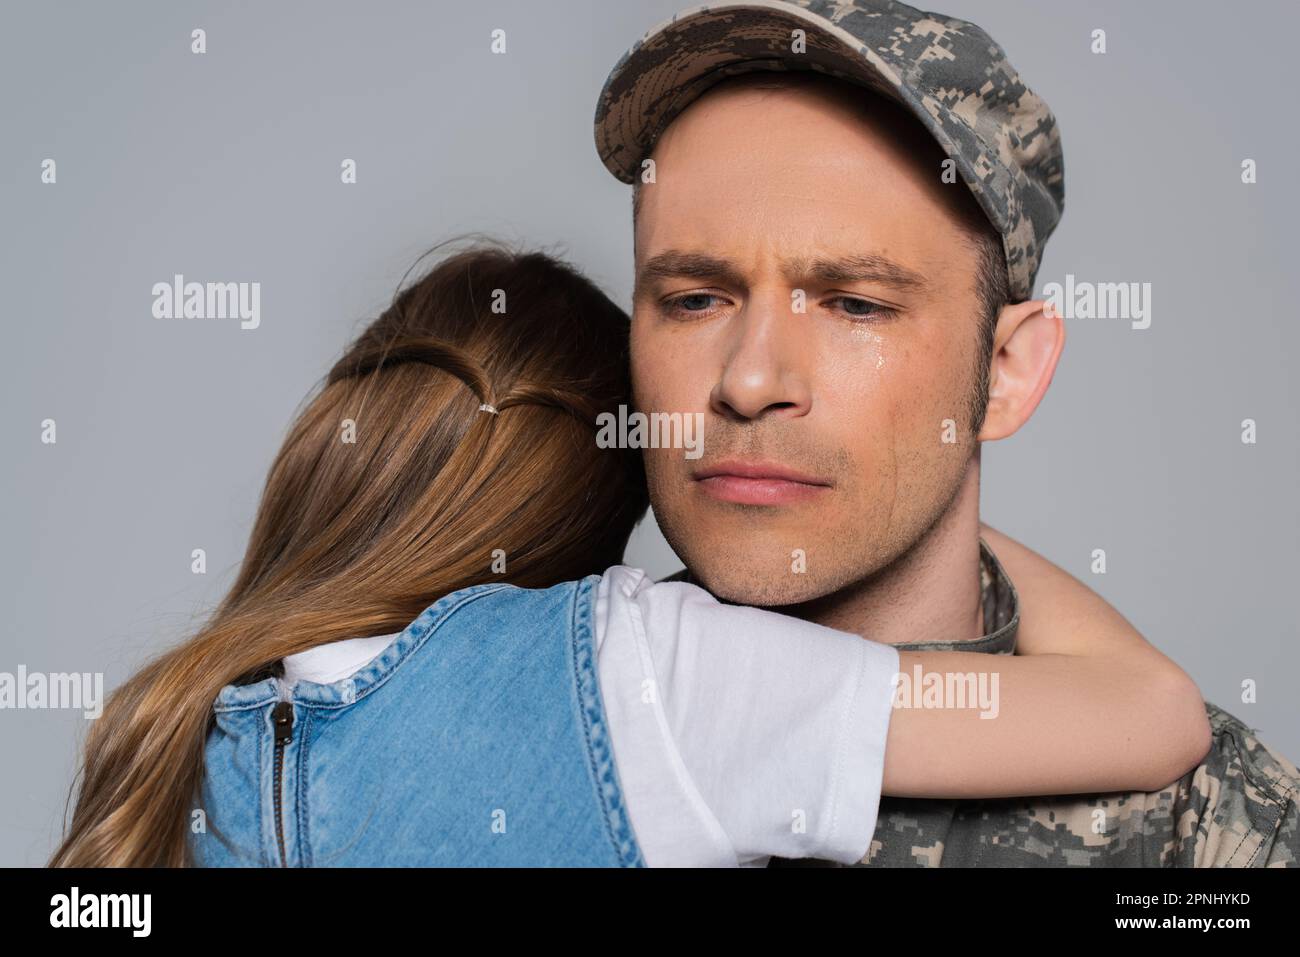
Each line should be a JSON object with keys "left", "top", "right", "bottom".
{"left": 279, "top": 564, "right": 900, "bottom": 868}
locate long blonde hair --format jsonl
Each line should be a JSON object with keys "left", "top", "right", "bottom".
{"left": 50, "top": 237, "right": 648, "bottom": 866}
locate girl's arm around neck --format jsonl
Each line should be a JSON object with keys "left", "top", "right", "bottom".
{"left": 879, "top": 525, "right": 1212, "bottom": 799}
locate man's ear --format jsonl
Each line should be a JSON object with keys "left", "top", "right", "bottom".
{"left": 976, "top": 298, "right": 1065, "bottom": 442}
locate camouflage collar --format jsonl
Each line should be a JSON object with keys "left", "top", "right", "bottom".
{"left": 890, "top": 539, "right": 1020, "bottom": 654}
{"left": 661, "top": 537, "right": 1019, "bottom": 654}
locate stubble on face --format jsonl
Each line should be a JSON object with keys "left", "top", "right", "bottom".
{"left": 639, "top": 390, "right": 976, "bottom": 608}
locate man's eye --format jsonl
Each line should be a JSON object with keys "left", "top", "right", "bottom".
{"left": 830, "top": 296, "right": 896, "bottom": 321}
{"left": 664, "top": 293, "right": 722, "bottom": 316}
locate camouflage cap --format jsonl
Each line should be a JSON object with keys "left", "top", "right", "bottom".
{"left": 593, "top": 0, "right": 1065, "bottom": 302}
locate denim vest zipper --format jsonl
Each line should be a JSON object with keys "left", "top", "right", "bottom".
{"left": 270, "top": 700, "right": 294, "bottom": 866}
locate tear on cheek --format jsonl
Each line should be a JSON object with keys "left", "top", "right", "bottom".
{"left": 849, "top": 326, "right": 887, "bottom": 371}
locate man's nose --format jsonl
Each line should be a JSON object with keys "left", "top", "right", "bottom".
{"left": 709, "top": 297, "right": 812, "bottom": 422}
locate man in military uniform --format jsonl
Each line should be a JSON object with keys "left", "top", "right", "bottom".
{"left": 592, "top": 0, "right": 1300, "bottom": 866}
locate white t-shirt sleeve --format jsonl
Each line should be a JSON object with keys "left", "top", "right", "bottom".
{"left": 595, "top": 564, "right": 899, "bottom": 867}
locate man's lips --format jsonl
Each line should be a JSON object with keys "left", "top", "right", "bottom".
{"left": 692, "top": 459, "right": 832, "bottom": 506}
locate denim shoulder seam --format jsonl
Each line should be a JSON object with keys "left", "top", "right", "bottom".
{"left": 569, "top": 573, "right": 645, "bottom": 867}
{"left": 296, "top": 706, "right": 313, "bottom": 868}
{"left": 311, "top": 582, "right": 515, "bottom": 710}
{"left": 239, "top": 583, "right": 517, "bottom": 716}
{"left": 212, "top": 582, "right": 514, "bottom": 714}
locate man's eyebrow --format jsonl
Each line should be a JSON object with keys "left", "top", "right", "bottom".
{"left": 634, "top": 250, "right": 928, "bottom": 295}
{"left": 781, "top": 253, "right": 929, "bottom": 291}
{"left": 634, "top": 251, "right": 747, "bottom": 295}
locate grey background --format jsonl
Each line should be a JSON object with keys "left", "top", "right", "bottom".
{"left": 2, "top": 1, "right": 1296, "bottom": 867}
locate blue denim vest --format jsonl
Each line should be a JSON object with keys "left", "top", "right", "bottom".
{"left": 190, "top": 575, "right": 645, "bottom": 866}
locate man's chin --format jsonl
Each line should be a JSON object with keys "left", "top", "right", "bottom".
{"left": 686, "top": 559, "right": 849, "bottom": 608}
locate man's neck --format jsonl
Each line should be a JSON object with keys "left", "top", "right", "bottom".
{"left": 771, "top": 458, "right": 985, "bottom": 645}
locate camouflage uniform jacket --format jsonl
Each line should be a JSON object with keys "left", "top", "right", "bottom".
{"left": 666, "top": 542, "right": 1300, "bottom": 867}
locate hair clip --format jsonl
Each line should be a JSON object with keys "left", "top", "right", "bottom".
{"left": 478, "top": 403, "right": 498, "bottom": 415}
